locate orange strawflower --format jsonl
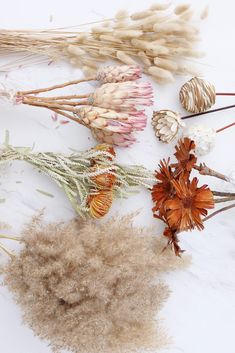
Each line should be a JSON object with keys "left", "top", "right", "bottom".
{"left": 88, "top": 190, "right": 113, "bottom": 219}
{"left": 165, "top": 177, "right": 214, "bottom": 231}
{"left": 91, "top": 165, "right": 116, "bottom": 189}
{"left": 151, "top": 159, "right": 175, "bottom": 216}
{"left": 174, "top": 138, "right": 197, "bottom": 177}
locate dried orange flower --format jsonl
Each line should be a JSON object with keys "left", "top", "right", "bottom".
{"left": 163, "top": 227, "right": 183, "bottom": 257}
{"left": 88, "top": 190, "right": 113, "bottom": 219}
{"left": 151, "top": 159, "right": 175, "bottom": 217}
{"left": 91, "top": 165, "right": 116, "bottom": 189}
{"left": 174, "top": 137, "right": 197, "bottom": 177}
{"left": 165, "top": 177, "right": 214, "bottom": 231}
{"left": 92, "top": 143, "right": 116, "bottom": 159}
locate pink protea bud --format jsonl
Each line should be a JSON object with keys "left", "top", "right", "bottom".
{"left": 77, "top": 106, "right": 147, "bottom": 147}
{"left": 96, "top": 65, "right": 142, "bottom": 83}
{"left": 91, "top": 128, "right": 136, "bottom": 148}
{"left": 89, "top": 81, "right": 153, "bottom": 112}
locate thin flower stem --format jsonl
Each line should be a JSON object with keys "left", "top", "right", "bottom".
{"left": 26, "top": 94, "right": 90, "bottom": 100}
{"left": 22, "top": 98, "right": 89, "bottom": 112}
{"left": 17, "top": 76, "right": 95, "bottom": 95}
{"left": 214, "top": 196, "right": 235, "bottom": 203}
{"left": 0, "top": 234, "right": 21, "bottom": 241}
{"left": 181, "top": 104, "right": 235, "bottom": 120}
{"left": 194, "top": 164, "right": 230, "bottom": 182}
{"left": 216, "top": 93, "right": 235, "bottom": 96}
{"left": 203, "top": 203, "right": 235, "bottom": 222}
{"left": 212, "top": 191, "right": 235, "bottom": 197}
{"left": 216, "top": 122, "right": 235, "bottom": 133}
{"left": 0, "top": 242, "right": 15, "bottom": 258}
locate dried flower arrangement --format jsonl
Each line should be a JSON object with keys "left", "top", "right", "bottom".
{"left": 0, "top": 141, "right": 154, "bottom": 218}
{"left": 152, "top": 106, "right": 235, "bottom": 154}
{"left": 151, "top": 137, "right": 235, "bottom": 255}
{"left": 6, "top": 65, "right": 153, "bottom": 147}
{"left": 0, "top": 3, "right": 207, "bottom": 82}
{"left": 2, "top": 214, "right": 188, "bottom": 353}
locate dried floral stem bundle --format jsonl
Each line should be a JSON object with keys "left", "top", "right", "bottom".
{"left": 0, "top": 142, "right": 154, "bottom": 218}
{"left": 3, "top": 214, "right": 188, "bottom": 353}
{"left": 7, "top": 65, "right": 153, "bottom": 147}
{"left": 151, "top": 138, "right": 235, "bottom": 255}
{"left": 0, "top": 3, "right": 207, "bottom": 82}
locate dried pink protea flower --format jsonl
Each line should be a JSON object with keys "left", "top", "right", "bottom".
{"left": 96, "top": 65, "right": 142, "bottom": 83}
{"left": 78, "top": 106, "right": 147, "bottom": 147}
{"left": 89, "top": 81, "right": 153, "bottom": 112}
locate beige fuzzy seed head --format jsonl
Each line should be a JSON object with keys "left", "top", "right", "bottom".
{"left": 179, "top": 77, "right": 216, "bottom": 113}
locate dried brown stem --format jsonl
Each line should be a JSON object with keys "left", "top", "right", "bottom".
{"left": 216, "top": 122, "right": 235, "bottom": 133}
{"left": 212, "top": 191, "right": 235, "bottom": 197}
{"left": 214, "top": 196, "right": 235, "bottom": 203}
{"left": 216, "top": 93, "right": 235, "bottom": 96}
{"left": 181, "top": 104, "right": 235, "bottom": 120}
{"left": 194, "top": 164, "right": 230, "bottom": 182}
{"left": 26, "top": 93, "right": 90, "bottom": 100}
{"left": 22, "top": 98, "right": 89, "bottom": 112}
{"left": 17, "top": 76, "right": 95, "bottom": 96}
{"left": 203, "top": 203, "right": 235, "bottom": 222}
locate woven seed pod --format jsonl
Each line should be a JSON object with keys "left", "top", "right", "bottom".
{"left": 179, "top": 77, "right": 216, "bottom": 113}
{"left": 152, "top": 110, "right": 185, "bottom": 143}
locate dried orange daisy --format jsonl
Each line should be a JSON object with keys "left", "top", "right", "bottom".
{"left": 151, "top": 159, "right": 175, "bottom": 216}
{"left": 165, "top": 177, "right": 214, "bottom": 231}
{"left": 174, "top": 137, "right": 197, "bottom": 177}
{"left": 87, "top": 190, "right": 113, "bottom": 219}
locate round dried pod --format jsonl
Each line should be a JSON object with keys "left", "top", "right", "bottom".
{"left": 87, "top": 190, "right": 113, "bottom": 218}
{"left": 152, "top": 109, "right": 185, "bottom": 143}
{"left": 183, "top": 124, "right": 216, "bottom": 156}
{"left": 179, "top": 77, "right": 216, "bottom": 113}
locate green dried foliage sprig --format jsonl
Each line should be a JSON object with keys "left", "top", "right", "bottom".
{"left": 0, "top": 142, "right": 154, "bottom": 218}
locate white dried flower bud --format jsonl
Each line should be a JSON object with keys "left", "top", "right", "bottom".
{"left": 113, "top": 30, "right": 143, "bottom": 38}
{"left": 152, "top": 110, "right": 185, "bottom": 143}
{"left": 201, "top": 5, "right": 209, "bottom": 20}
{"left": 174, "top": 4, "right": 191, "bottom": 15}
{"left": 131, "top": 10, "right": 152, "bottom": 20}
{"left": 67, "top": 45, "right": 86, "bottom": 56}
{"left": 183, "top": 124, "right": 216, "bottom": 156}
{"left": 149, "top": 3, "right": 172, "bottom": 11}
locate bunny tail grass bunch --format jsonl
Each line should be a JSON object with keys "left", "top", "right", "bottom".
{"left": 9, "top": 65, "right": 153, "bottom": 147}
{"left": 0, "top": 141, "right": 154, "bottom": 218}
{"left": 3, "top": 214, "right": 188, "bottom": 353}
{"left": 0, "top": 3, "right": 208, "bottom": 82}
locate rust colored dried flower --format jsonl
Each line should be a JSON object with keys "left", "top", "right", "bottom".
{"left": 87, "top": 190, "right": 113, "bottom": 218}
{"left": 151, "top": 159, "right": 175, "bottom": 216}
{"left": 174, "top": 137, "right": 197, "bottom": 177}
{"left": 163, "top": 227, "right": 183, "bottom": 257}
{"left": 3, "top": 215, "right": 188, "bottom": 353}
{"left": 91, "top": 166, "right": 116, "bottom": 189}
{"left": 165, "top": 177, "right": 214, "bottom": 231}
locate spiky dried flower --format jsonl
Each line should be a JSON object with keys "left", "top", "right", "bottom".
{"left": 165, "top": 177, "right": 215, "bottom": 231}
{"left": 152, "top": 109, "right": 185, "bottom": 143}
{"left": 96, "top": 65, "right": 141, "bottom": 83}
{"left": 78, "top": 106, "right": 147, "bottom": 147}
{"left": 90, "top": 81, "right": 153, "bottom": 111}
{"left": 11, "top": 66, "right": 151, "bottom": 147}
{"left": 151, "top": 159, "right": 175, "bottom": 216}
{"left": 174, "top": 137, "right": 197, "bottom": 177}
{"left": 3, "top": 215, "right": 188, "bottom": 353}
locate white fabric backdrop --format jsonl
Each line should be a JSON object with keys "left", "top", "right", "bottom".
{"left": 0, "top": 0, "right": 234, "bottom": 352}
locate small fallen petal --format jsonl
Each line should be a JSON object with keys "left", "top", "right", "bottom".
{"left": 36, "top": 189, "right": 54, "bottom": 198}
